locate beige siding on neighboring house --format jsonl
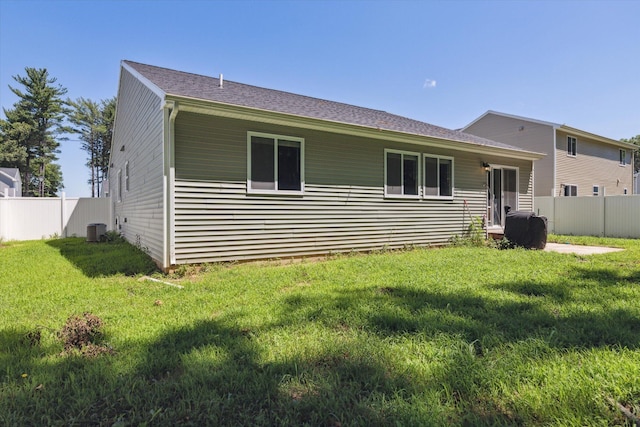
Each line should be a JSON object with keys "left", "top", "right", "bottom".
{"left": 174, "top": 113, "right": 533, "bottom": 263}
{"left": 463, "top": 113, "right": 555, "bottom": 196}
{"left": 555, "top": 130, "right": 632, "bottom": 196}
{"left": 110, "top": 68, "right": 165, "bottom": 262}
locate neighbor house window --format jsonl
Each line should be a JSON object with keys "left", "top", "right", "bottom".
{"left": 125, "top": 161, "right": 130, "bottom": 192}
{"left": 564, "top": 184, "right": 577, "bottom": 197}
{"left": 424, "top": 154, "right": 454, "bottom": 198}
{"left": 385, "top": 149, "right": 419, "bottom": 197}
{"left": 593, "top": 185, "right": 600, "bottom": 196}
{"left": 247, "top": 132, "right": 304, "bottom": 193}
{"left": 620, "top": 149, "right": 627, "bottom": 166}
{"left": 567, "top": 136, "right": 577, "bottom": 156}
{"left": 117, "top": 169, "right": 122, "bottom": 202}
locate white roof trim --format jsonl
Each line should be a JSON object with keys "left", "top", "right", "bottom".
{"left": 463, "top": 110, "right": 636, "bottom": 149}
{"left": 172, "top": 95, "right": 545, "bottom": 161}
{"left": 121, "top": 61, "right": 166, "bottom": 99}
{"left": 462, "top": 110, "right": 560, "bottom": 131}
{"left": 0, "top": 169, "right": 18, "bottom": 182}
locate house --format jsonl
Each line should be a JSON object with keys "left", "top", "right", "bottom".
{"left": 462, "top": 111, "right": 636, "bottom": 197}
{"left": 0, "top": 167, "right": 22, "bottom": 197}
{"left": 109, "top": 61, "right": 543, "bottom": 269}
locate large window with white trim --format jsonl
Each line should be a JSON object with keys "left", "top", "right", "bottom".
{"left": 424, "top": 154, "right": 453, "bottom": 198}
{"left": 385, "top": 149, "right": 419, "bottom": 197}
{"left": 247, "top": 132, "right": 304, "bottom": 193}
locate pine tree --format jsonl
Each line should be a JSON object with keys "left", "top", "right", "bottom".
{"left": 1, "top": 68, "right": 68, "bottom": 196}
{"left": 69, "top": 97, "right": 115, "bottom": 197}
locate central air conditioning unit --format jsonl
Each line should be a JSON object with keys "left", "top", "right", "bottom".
{"left": 87, "top": 223, "right": 107, "bottom": 242}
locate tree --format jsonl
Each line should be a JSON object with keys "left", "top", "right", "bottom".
{"left": 1, "top": 67, "right": 68, "bottom": 196}
{"left": 621, "top": 135, "right": 639, "bottom": 173}
{"left": 68, "top": 97, "right": 115, "bottom": 197}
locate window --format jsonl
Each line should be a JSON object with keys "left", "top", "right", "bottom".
{"left": 620, "top": 149, "right": 627, "bottom": 166}
{"left": 593, "top": 185, "right": 600, "bottom": 196}
{"left": 247, "top": 132, "right": 304, "bottom": 193}
{"left": 385, "top": 149, "right": 419, "bottom": 197}
{"left": 424, "top": 154, "right": 453, "bottom": 198}
{"left": 564, "top": 184, "right": 577, "bottom": 197}
{"left": 624, "top": 188, "right": 628, "bottom": 195}
{"left": 125, "top": 161, "right": 130, "bottom": 192}
{"left": 117, "top": 169, "right": 122, "bottom": 202}
{"left": 567, "top": 136, "right": 577, "bottom": 156}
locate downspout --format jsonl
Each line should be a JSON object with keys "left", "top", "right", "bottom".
{"left": 163, "top": 101, "right": 179, "bottom": 270}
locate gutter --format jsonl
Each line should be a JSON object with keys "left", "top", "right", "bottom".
{"left": 167, "top": 95, "right": 545, "bottom": 162}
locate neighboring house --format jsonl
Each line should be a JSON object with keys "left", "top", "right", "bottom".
{"left": 0, "top": 167, "right": 22, "bottom": 197}
{"left": 109, "top": 61, "right": 542, "bottom": 269}
{"left": 462, "top": 111, "right": 636, "bottom": 197}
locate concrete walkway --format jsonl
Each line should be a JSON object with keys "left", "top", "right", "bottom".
{"left": 544, "top": 243, "right": 624, "bottom": 255}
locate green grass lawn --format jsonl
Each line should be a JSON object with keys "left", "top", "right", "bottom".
{"left": 1, "top": 236, "right": 639, "bottom": 426}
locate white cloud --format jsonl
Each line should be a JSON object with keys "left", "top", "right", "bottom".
{"left": 423, "top": 79, "right": 437, "bottom": 89}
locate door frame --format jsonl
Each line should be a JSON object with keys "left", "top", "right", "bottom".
{"left": 487, "top": 165, "right": 519, "bottom": 227}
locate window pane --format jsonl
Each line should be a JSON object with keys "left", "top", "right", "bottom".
{"left": 251, "top": 137, "right": 275, "bottom": 190}
{"left": 278, "top": 139, "right": 301, "bottom": 191}
{"left": 567, "top": 137, "right": 576, "bottom": 156}
{"left": 403, "top": 155, "right": 418, "bottom": 195}
{"left": 386, "top": 152, "right": 402, "bottom": 194}
{"left": 424, "top": 156, "right": 438, "bottom": 196}
{"left": 492, "top": 169, "right": 502, "bottom": 225}
{"left": 439, "top": 159, "right": 452, "bottom": 197}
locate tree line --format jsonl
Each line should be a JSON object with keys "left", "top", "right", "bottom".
{"left": 1, "top": 67, "right": 639, "bottom": 197}
{"left": 0, "top": 67, "right": 115, "bottom": 197}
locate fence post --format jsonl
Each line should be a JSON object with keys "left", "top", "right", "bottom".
{"left": 61, "top": 192, "right": 66, "bottom": 238}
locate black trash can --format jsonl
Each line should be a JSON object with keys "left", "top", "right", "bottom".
{"left": 504, "top": 208, "right": 547, "bottom": 249}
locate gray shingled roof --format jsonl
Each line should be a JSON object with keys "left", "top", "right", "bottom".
{"left": 124, "top": 60, "right": 535, "bottom": 153}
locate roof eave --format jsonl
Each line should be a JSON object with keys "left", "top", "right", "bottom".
{"left": 462, "top": 110, "right": 560, "bottom": 131}
{"left": 167, "top": 94, "right": 544, "bottom": 161}
{"left": 558, "top": 125, "right": 637, "bottom": 149}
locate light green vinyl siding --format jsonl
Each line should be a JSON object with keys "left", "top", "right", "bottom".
{"left": 173, "top": 112, "right": 534, "bottom": 264}
{"left": 111, "top": 68, "right": 165, "bottom": 262}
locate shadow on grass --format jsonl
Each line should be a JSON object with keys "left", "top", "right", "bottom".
{"left": 1, "top": 316, "right": 459, "bottom": 426}
{"left": 278, "top": 282, "right": 640, "bottom": 350}
{"left": 569, "top": 266, "right": 640, "bottom": 286}
{"left": 46, "top": 238, "right": 158, "bottom": 277}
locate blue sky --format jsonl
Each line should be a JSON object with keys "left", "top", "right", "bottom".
{"left": 1, "top": 0, "right": 639, "bottom": 197}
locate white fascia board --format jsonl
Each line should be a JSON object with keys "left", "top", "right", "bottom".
{"left": 0, "top": 169, "right": 16, "bottom": 182}
{"left": 121, "top": 61, "right": 167, "bottom": 100}
{"left": 461, "top": 110, "right": 560, "bottom": 132}
{"left": 558, "top": 125, "right": 637, "bottom": 149}
{"left": 169, "top": 95, "right": 545, "bottom": 162}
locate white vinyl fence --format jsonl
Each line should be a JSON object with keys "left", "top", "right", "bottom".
{"left": 0, "top": 194, "right": 111, "bottom": 241}
{"left": 535, "top": 195, "right": 640, "bottom": 238}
